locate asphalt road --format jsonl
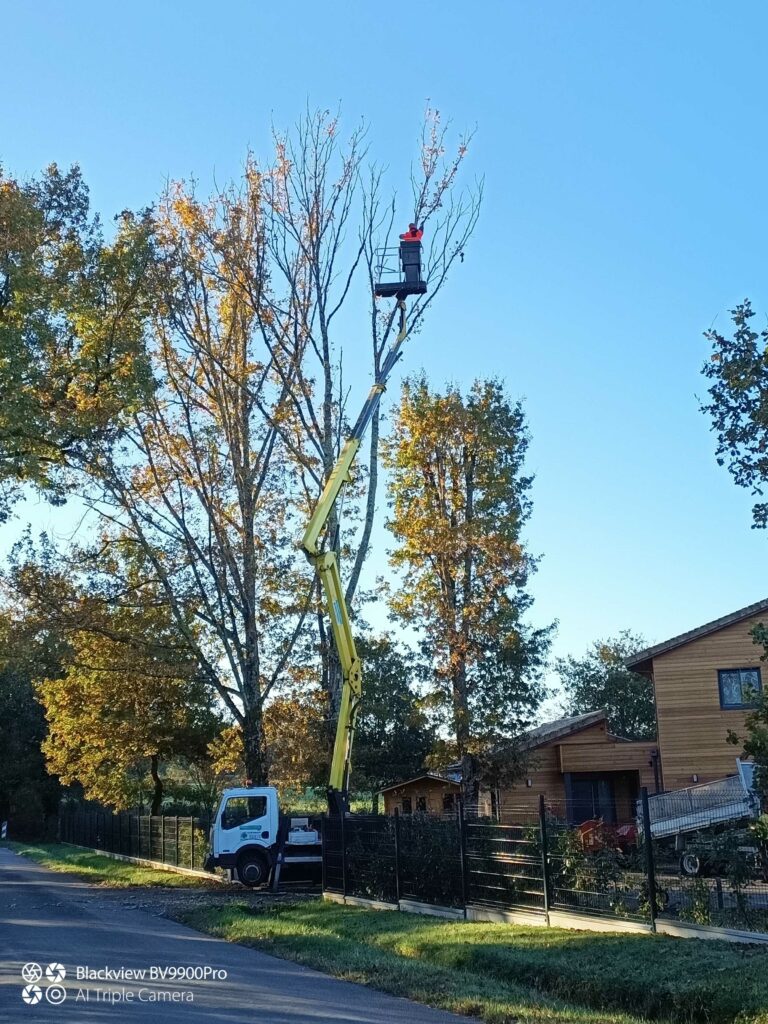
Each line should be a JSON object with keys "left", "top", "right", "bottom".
{"left": 0, "top": 847, "right": 469, "bottom": 1024}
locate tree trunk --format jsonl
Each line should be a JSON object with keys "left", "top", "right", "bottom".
{"left": 242, "top": 704, "right": 268, "bottom": 785}
{"left": 150, "top": 754, "right": 163, "bottom": 815}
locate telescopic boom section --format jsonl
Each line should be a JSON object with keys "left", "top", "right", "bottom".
{"left": 301, "top": 300, "right": 408, "bottom": 817}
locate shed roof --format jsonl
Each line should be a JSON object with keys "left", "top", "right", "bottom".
{"left": 377, "top": 772, "right": 461, "bottom": 795}
{"left": 625, "top": 597, "right": 768, "bottom": 675}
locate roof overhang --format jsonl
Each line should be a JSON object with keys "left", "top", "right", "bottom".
{"left": 625, "top": 597, "right": 768, "bottom": 674}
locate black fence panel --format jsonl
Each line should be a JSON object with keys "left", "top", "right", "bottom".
{"left": 344, "top": 816, "right": 398, "bottom": 903}
{"left": 322, "top": 816, "right": 344, "bottom": 894}
{"left": 465, "top": 818, "right": 545, "bottom": 911}
{"left": 546, "top": 815, "right": 650, "bottom": 921}
{"left": 59, "top": 809, "right": 211, "bottom": 872}
{"left": 398, "top": 814, "right": 464, "bottom": 907}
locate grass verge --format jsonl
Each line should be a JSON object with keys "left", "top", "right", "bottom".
{"left": 179, "top": 899, "right": 768, "bottom": 1024}
{"left": 2, "top": 840, "right": 216, "bottom": 888}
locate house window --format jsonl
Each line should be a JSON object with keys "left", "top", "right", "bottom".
{"left": 416, "top": 796, "right": 427, "bottom": 813}
{"left": 718, "top": 668, "right": 762, "bottom": 709}
{"left": 442, "top": 793, "right": 455, "bottom": 813}
{"left": 401, "top": 797, "right": 412, "bottom": 814}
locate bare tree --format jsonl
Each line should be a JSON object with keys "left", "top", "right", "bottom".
{"left": 60, "top": 108, "right": 480, "bottom": 782}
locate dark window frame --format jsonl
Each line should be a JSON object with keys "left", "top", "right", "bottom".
{"left": 717, "top": 667, "right": 762, "bottom": 710}
{"left": 401, "top": 797, "right": 412, "bottom": 814}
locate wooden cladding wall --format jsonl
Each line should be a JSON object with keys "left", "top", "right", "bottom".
{"left": 652, "top": 614, "right": 762, "bottom": 792}
{"left": 557, "top": 741, "right": 658, "bottom": 777}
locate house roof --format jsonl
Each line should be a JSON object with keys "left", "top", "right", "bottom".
{"left": 518, "top": 709, "right": 607, "bottom": 749}
{"left": 625, "top": 597, "right": 768, "bottom": 675}
{"left": 377, "top": 772, "right": 461, "bottom": 795}
{"left": 381, "top": 711, "right": 610, "bottom": 793}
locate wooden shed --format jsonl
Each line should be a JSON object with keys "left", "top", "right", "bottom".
{"left": 379, "top": 773, "right": 462, "bottom": 817}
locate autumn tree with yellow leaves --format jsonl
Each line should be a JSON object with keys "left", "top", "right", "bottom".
{"left": 64, "top": 110, "right": 478, "bottom": 785}
{"left": 3, "top": 109, "right": 478, "bottom": 791}
{"left": 11, "top": 537, "right": 219, "bottom": 814}
{"left": 383, "top": 377, "right": 552, "bottom": 801}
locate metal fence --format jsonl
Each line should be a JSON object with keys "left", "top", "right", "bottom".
{"left": 644, "top": 784, "right": 768, "bottom": 932}
{"left": 322, "top": 788, "right": 768, "bottom": 936}
{"left": 59, "top": 810, "right": 212, "bottom": 872}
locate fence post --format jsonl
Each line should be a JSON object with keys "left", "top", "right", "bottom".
{"left": 538, "top": 794, "right": 552, "bottom": 926}
{"left": 393, "top": 809, "right": 401, "bottom": 904}
{"left": 340, "top": 812, "right": 347, "bottom": 898}
{"left": 320, "top": 815, "right": 327, "bottom": 892}
{"left": 457, "top": 799, "right": 470, "bottom": 915}
{"left": 640, "top": 787, "right": 658, "bottom": 933}
{"left": 175, "top": 816, "right": 179, "bottom": 866}
{"left": 190, "top": 818, "right": 195, "bottom": 870}
{"left": 161, "top": 816, "right": 165, "bottom": 863}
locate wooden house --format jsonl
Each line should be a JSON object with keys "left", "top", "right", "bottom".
{"left": 626, "top": 598, "right": 768, "bottom": 793}
{"left": 379, "top": 711, "right": 658, "bottom": 824}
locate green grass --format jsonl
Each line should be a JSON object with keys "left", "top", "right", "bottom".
{"left": 3, "top": 841, "right": 217, "bottom": 888}
{"left": 179, "top": 899, "right": 768, "bottom": 1024}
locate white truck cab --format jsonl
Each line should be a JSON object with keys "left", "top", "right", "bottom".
{"left": 205, "top": 786, "right": 321, "bottom": 887}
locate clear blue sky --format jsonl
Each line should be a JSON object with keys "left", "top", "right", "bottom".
{"left": 3, "top": 1, "right": 768, "bottom": 673}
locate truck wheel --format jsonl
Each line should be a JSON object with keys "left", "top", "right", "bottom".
{"left": 237, "top": 851, "right": 269, "bottom": 888}
{"left": 680, "top": 852, "right": 701, "bottom": 877}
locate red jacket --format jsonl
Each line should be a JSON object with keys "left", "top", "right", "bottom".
{"left": 400, "top": 226, "right": 423, "bottom": 242}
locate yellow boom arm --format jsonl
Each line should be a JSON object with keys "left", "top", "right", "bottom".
{"left": 301, "top": 300, "right": 408, "bottom": 815}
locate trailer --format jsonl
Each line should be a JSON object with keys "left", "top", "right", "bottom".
{"left": 639, "top": 760, "right": 760, "bottom": 875}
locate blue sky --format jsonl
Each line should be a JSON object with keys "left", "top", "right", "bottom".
{"left": 3, "top": 1, "right": 768, "bottom": 676}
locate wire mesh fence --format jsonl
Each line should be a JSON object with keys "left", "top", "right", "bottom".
{"left": 465, "top": 819, "right": 545, "bottom": 910}
{"left": 59, "top": 809, "right": 211, "bottom": 872}
{"left": 322, "top": 788, "right": 768, "bottom": 937}
{"left": 642, "top": 783, "right": 768, "bottom": 932}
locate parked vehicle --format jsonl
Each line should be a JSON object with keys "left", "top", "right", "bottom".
{"left": 204, "top": 787, "right": 321, "bottom": 886}
{"left": 640, "top": 760, "right": 761, "bottom": 876}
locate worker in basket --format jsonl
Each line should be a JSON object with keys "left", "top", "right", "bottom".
{"left": 399, "top": 222, "right": 424, "bottom": 288}
{"left": 400, "top": 222, "right": 423, "bottom": 242}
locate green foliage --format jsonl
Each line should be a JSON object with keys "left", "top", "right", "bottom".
{"left": 679, "top": 877, "right": 712, "bottom": 925}
{"left": 0, "top": 163, "right": 152, "bottom": 518}
{"left": 0, "top": 613, "right": 61, "bottom": 833}
{"left": 556, "top": 631, "right": 656, "bottom": 740}
{"left": 352, "top": 634, "right": 435, "bottom": 793}
{"left": 383, "top": 376, "right": 552, "bottom": 758}
{"left": 12, "top": 538, "right": 220, "bottom": 813}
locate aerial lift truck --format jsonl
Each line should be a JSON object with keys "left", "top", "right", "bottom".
{"left": 206, "top": 231, "right": 427, "bottom": 885}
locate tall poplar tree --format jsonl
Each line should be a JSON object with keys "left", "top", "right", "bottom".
{"left": 383, "top": 376, "right": 552, "bottom": 785}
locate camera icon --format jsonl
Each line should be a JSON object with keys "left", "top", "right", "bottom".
{"left": 21, "top": 962, "right": 42, "bottom": 983}
{"left": 21, "top": 984, "right": 42, "bottom": 1005}
{"left": 46, "top": 962, "right": 66, "bottom": 983}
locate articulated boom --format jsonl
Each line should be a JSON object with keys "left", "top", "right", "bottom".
{"left": 301, "top": 300, "right": 408, "bottom": 816}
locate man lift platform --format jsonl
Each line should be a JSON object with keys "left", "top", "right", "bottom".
{"left": 204, "top": 220, "right": 429, "bottom": 887}
{"left": 374, "top": 222, "right": 427, "bottom": 299}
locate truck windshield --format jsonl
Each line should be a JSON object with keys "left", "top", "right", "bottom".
{"left": 221, "top": 796, "right": 267, "bottom": 830}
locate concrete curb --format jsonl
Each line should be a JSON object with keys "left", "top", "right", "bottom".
{"left": 58, "top": 842, "right": 226, "bottom": 882}
{"left": 324, "top": 891, "right": 768, "bottom": 943}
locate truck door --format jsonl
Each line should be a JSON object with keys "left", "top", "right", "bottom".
{"left": 219, "top": 795, "right": 271, "bottom": 847}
